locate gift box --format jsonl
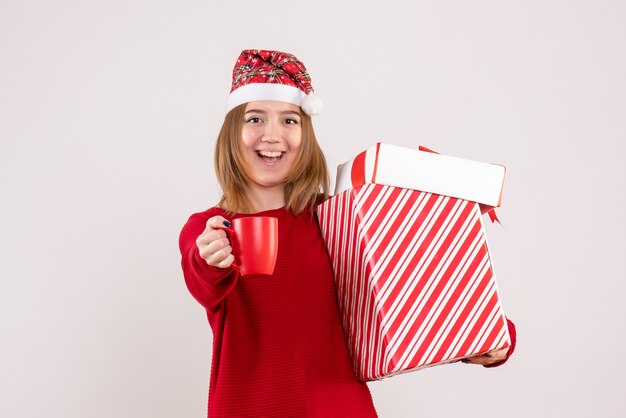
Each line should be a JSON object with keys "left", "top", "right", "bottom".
{"left": 317, "top": 143, "right": 511, "bottom": 381}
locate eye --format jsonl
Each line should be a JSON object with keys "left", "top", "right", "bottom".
{"left": 284, "top": 118, "right": 300, "bottom": 125}
{"left": 246, "top": 117, "right": 262, "bottom": 124}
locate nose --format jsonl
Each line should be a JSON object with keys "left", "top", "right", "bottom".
{"left": 261, "top": 121, "right": 281, "bottom": 143}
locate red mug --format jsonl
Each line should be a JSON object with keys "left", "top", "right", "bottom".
{"left": 220, "top": 216, "right": 278, "bottom": 276}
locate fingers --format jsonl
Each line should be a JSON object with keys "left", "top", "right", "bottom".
{"left": 196, "top": 227, "right": 227, "bottom": 247}
{"left": 461, "top": 356, "right": 491, "bottom": 365}
{"left": 487, "top": 347, "right": 509, "bottom": 361}
{"left": 210, "top": 252, "right": 236, "bottom": 269}
{"left": 196, "top": 216, "right": 235, "bottom": 269}
{"left": 206, "top": 216, "right": 232, "bottom": 231}
{"left": 461, "top": 347, "right": 509, "bottom": 366}
{"left": 198, "top": 235, "right": 231, "bottom": 259}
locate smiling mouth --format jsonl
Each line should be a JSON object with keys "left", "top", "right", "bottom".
{"left": 256, "top": 150, "right": 285, "bottom": 161}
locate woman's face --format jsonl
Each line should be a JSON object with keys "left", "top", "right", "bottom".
{"left": 240, "top": 100, "right": 303, "bottom": 190}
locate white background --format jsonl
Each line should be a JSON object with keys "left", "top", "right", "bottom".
{"left": 1, "top": 1, "right": 625, "bottom": 417}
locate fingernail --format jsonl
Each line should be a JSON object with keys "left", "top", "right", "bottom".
{"left": 223, "top": 220, "right": 231, "bottom": 227}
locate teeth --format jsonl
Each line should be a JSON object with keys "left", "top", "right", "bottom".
{"left": 258, "top": 151, "right": 283, "bottom": 158}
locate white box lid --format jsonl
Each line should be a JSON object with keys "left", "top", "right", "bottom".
{"left": 334, "top": 143, "right": 505, "bottom": 207}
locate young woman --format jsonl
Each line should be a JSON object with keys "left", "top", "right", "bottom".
{"left": 179, "top": 49, "right": 514, "bottom": 417}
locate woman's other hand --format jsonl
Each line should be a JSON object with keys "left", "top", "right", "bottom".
{"left": 196, "top": 216, "right": 235, "bottom": 269}
{"left": 461, "top": 347, "right": 509, "bottom": 366}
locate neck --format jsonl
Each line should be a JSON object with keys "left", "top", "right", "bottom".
{"left": 245, "top": 183, "right": 286, "bottom": 213}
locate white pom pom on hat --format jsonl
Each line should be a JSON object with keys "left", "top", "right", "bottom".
{"left": 227, "top": 49, "right": 323, "bottom": 116}
{"left": 301, "top": 93, "right": 324, "bottom": 116}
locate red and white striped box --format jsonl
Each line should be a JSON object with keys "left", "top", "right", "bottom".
{"left": 317, "top": 143, "right": 511, "bottom": 381}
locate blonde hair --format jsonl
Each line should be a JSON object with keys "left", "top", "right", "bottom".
{"left": 214, "top": 103, "right": 329, "bottom": 215}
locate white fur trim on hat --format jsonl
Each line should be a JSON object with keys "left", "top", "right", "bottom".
{"left": 227, "top": 83, "right": 307, "bottom": 112}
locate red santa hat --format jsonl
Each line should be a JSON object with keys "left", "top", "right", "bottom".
{"left": 226, "top": 49, "right": 323, "bottom": 116}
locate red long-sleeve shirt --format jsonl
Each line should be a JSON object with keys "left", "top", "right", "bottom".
{"left": 179, "top": 206, "right": 378, "bottom": 417}
{"left": 179, "top": 205, "right": 517, "bottom": 417}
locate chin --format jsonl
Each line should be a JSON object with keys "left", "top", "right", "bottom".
{"left": 257, "top": 179, "right": 287, "bottom": 188}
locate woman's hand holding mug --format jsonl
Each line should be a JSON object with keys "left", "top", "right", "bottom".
{"left": 196, "top": 215, "right": 279, "bottom": 276}
{"left": 196, "top": 216, "right": 235, "bottom": 269}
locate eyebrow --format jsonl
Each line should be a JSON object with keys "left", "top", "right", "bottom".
{"left": 245, "top": 109, "right": 302, "bottom": 116}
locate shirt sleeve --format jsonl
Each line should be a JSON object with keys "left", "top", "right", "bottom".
{"left": 483, "top": 317, "right": 517, "bottom": 368}
{"left": 179, "top": 210, "right": 239, "bottom": 312}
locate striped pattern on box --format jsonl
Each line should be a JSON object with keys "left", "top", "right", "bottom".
{"left": 317, "top": 183, "right": 511, "bottom": 381}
